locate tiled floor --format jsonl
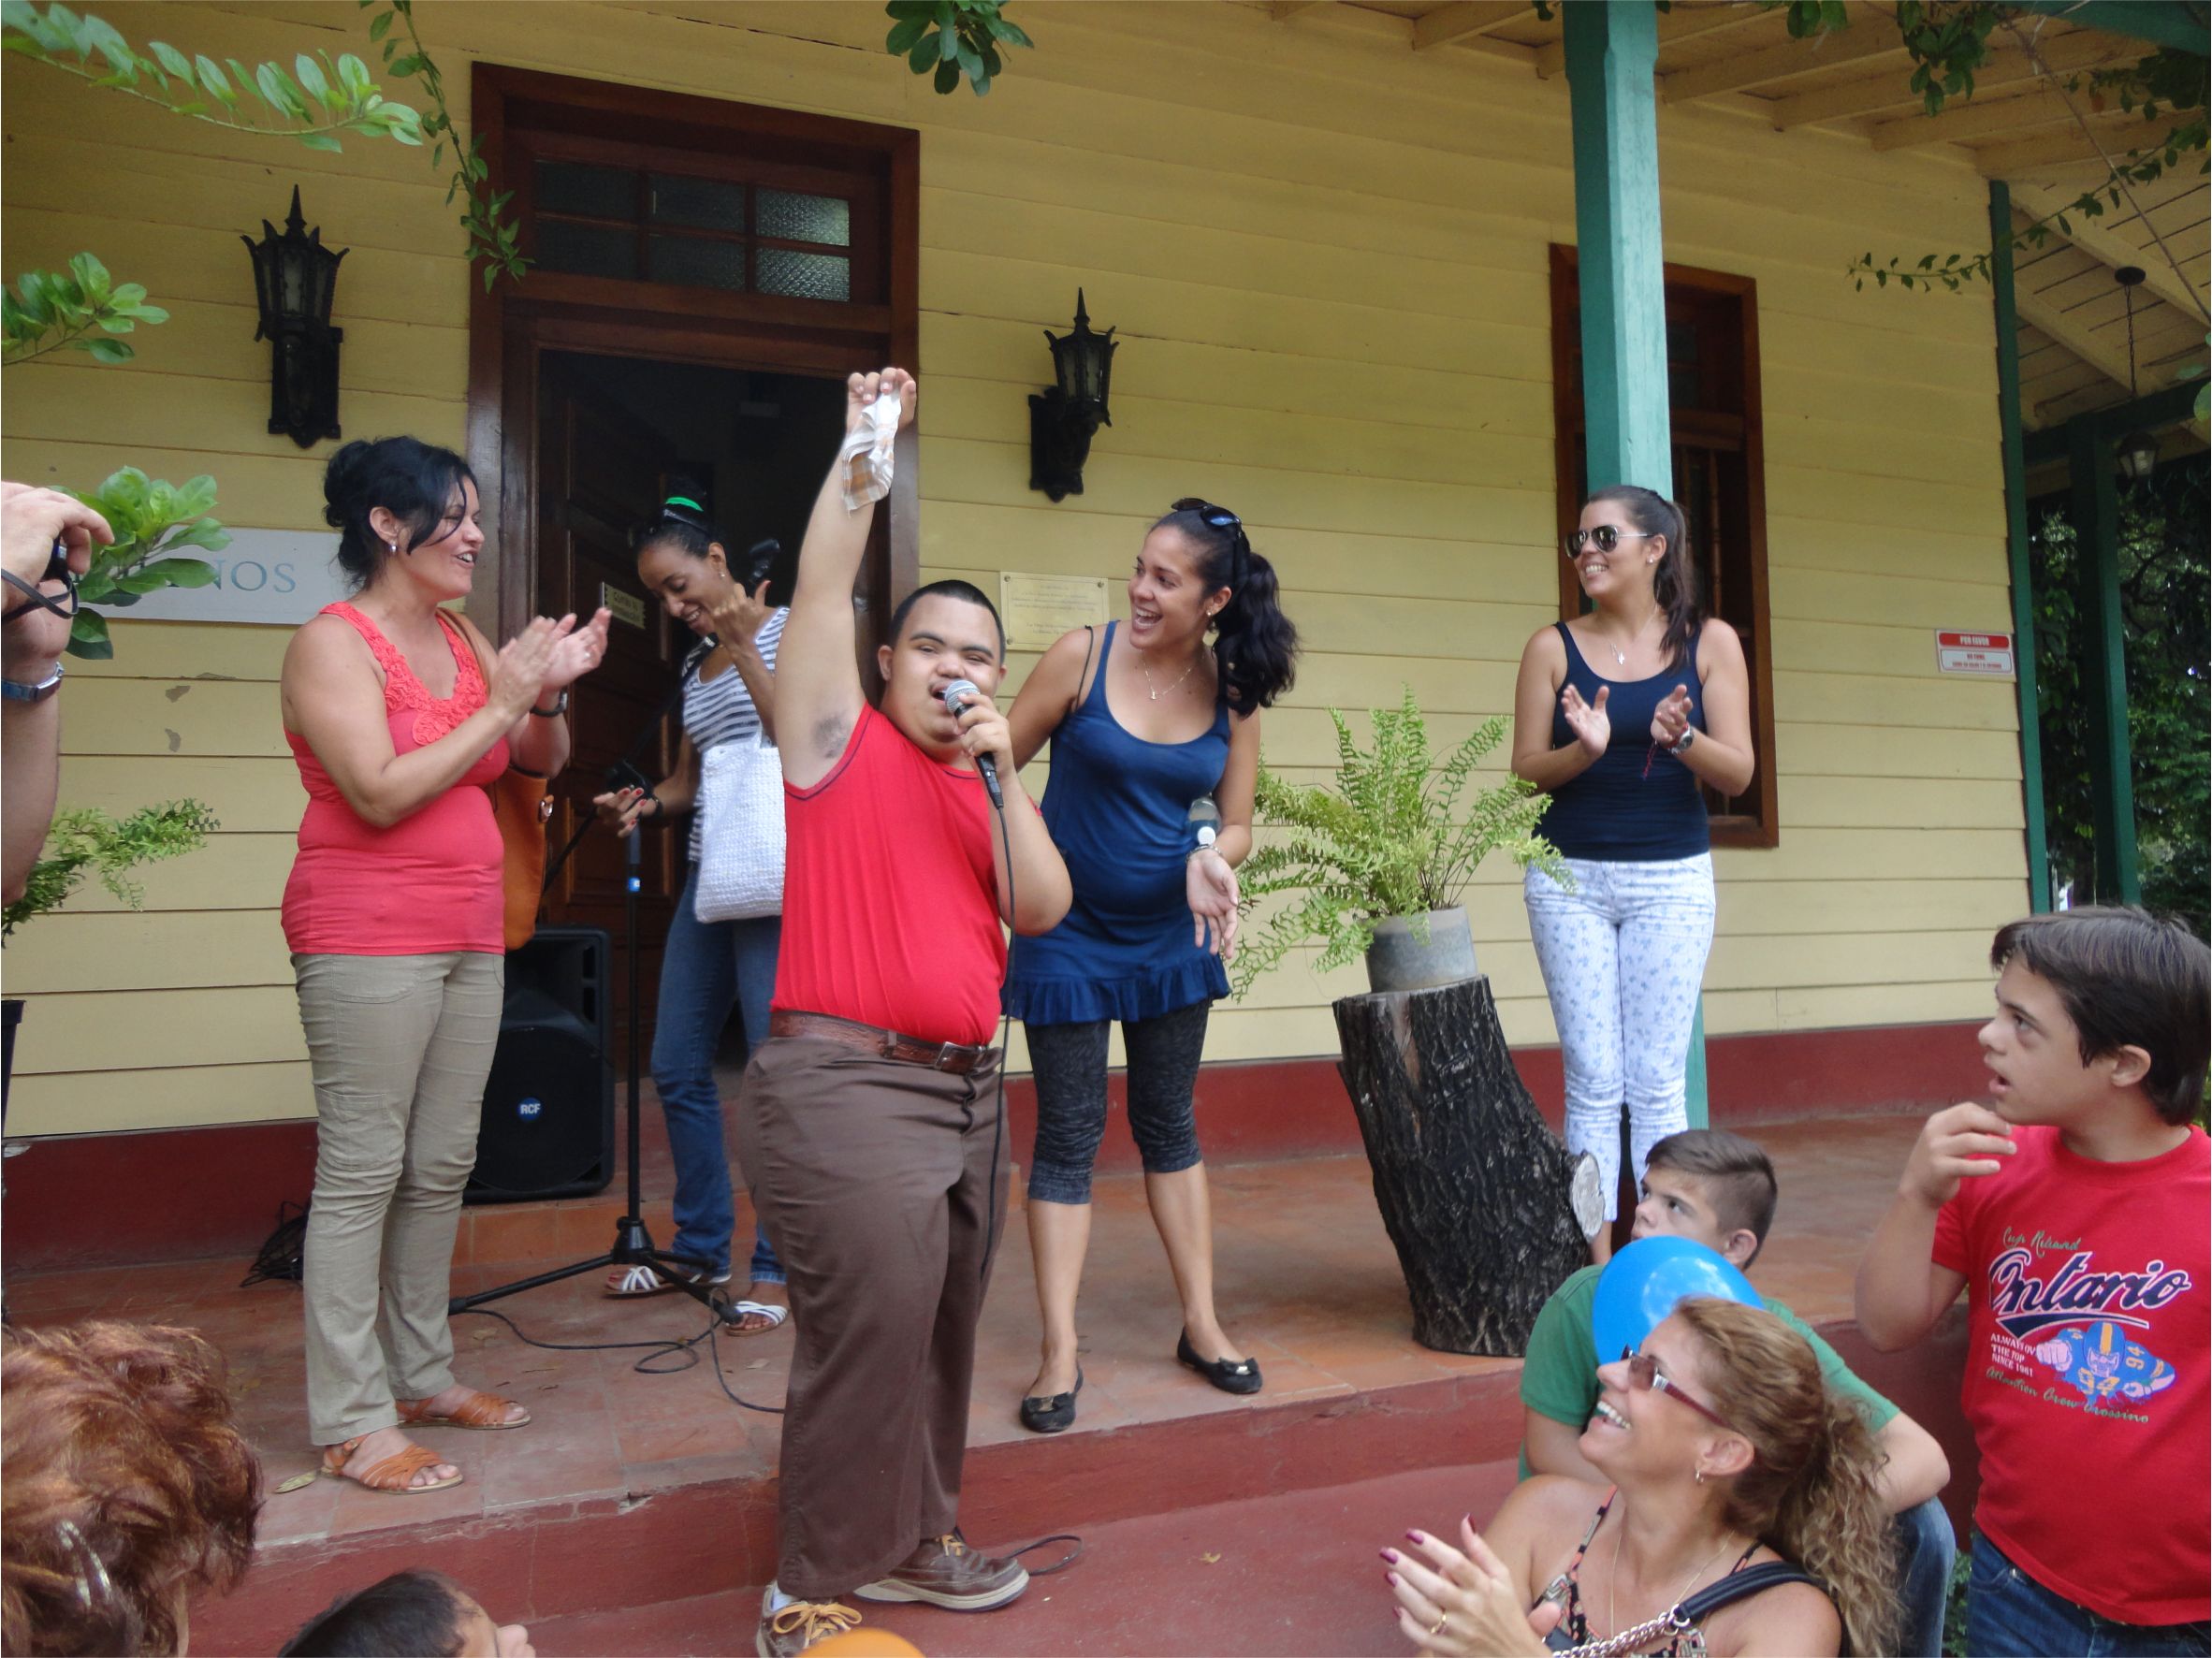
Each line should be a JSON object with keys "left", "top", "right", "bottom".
{"left": 1, "top": 1111, "right": 1926, "bottom": 1552}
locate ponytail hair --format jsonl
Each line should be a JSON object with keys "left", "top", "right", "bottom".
{"left": 322, "top": 436, "right": 474, "bottom": 591}
{"left": 1586, "top": 485, "right": 1700, "bottom": 669}
{"left": 631, "top": 489, "right": 725, "bottom": 561}
{"left": 1155, "top": 500, "right": 1300, "bottom": 711}
{"left": 1673, "top": 1298, "right": 1900, "bottom": 1658}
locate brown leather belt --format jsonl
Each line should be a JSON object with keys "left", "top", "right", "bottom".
{"left": 769, "top": 1010, "right": 997, "bottom": 1076}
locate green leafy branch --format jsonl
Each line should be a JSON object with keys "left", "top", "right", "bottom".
{"left": 357, "top": 1, "right": 527, "bottom": 289}
{"left": 62, "top": 470, "right": 228, "bottom": 661}
{"left": 0, "top": 0, "right": 422, "bottom": 147}
{"left": 3, "top": 801, "right": 219, "bottom": 938}
{"left": 2, "top": 253, "right": 167, "bottom": 366}
{"left": 884, "top": 1, "right": 1031, "bottom": 97}
{"left": 1230, "top": 690, "right": 1566, "bottom": 996}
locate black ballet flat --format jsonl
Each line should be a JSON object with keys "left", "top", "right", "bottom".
{"left": 1019, "top": 1366, "right": 1083, "bottom": 1434}
{"left": 1176, "top": 1330, "right": 1262, "bottom": 1396}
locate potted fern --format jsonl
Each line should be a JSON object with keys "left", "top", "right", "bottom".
{"left": 1233, "top": 687, "right": 1565, "bottom": 996}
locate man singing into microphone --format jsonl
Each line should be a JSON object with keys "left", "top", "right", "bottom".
{"left": 737, "top": 369, "right": 1072, "bottom": 1658}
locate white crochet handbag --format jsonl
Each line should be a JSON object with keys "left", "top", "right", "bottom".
{"left": 691, "top": 733, "right": 785, "bottom": 922}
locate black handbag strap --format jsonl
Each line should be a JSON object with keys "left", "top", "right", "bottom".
{"left": 1676, "top": 1560, "right": 1823, "bottom": 1626}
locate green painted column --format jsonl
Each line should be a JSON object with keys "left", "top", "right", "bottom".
{"left": 2065, "top": 418, "right": 2142, "bottom": 902}
{"left": 1986, "top": 182, "right": 2052, "bottom": 913}
{"left": 1564, "top": 0, "right": 1707, "bottom": 1130}
{"left": 1565, "top": 0, "right": 1674, "bottom": 492}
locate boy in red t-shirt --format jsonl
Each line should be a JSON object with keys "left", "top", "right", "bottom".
{"left": 1857, "top": 907, "right": 2210, "bottom": 1656}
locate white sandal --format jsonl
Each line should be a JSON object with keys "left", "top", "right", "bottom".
{"left": 728, "top": 1299, "right": 791, "bottom": 1335}
{"left": 604, "top": 1263, "right": 731, "bottom": 1299}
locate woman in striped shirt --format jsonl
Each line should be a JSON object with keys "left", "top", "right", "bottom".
{"left": 592, "top": 498, "right": 792, "bottom": 1334}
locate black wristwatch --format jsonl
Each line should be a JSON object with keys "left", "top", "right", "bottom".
{"left": 531, "top": 690, "right": 569, "bottom": 718}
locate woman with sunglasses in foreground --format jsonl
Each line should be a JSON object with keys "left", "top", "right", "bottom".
{"left": 1511, "top": 489, "right": 1756, "bottom": 1264}
{"left": 1385, "top": 1297, "right": 1898, "bottom": 1657}
{"left": 1001, "top": 500, "right": 1299, "bottom": 1431}
{"left": 589, "top": 496, "right": 792, "bottom": 1333}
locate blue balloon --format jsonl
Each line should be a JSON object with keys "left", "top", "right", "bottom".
{"left": 1591, "top": 1237, "right": 1763, "bottom": 1364}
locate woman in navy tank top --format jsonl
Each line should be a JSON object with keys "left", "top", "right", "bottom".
{"left": 1510, "top": 487, "right": 1757, "bottom": 1262}
{"left": 1003, "top": 501, "right": 1299, "bottom": 1433}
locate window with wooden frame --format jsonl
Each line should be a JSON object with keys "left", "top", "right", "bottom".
{"left": 1548, "top": 247, "right": 1781, "bottom": 848}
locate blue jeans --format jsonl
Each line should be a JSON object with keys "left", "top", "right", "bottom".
{"left": 654, "top": 865, "right": 782, "bottom": 1285}
{"left": 1895, "top": 1496, "right": 1957, "bottom": 1658}
{"left": 1968, "top": 1531, "right": 2210, "bottom": 1656}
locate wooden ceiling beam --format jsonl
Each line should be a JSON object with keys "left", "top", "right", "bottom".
{"left": 1535, "top": 1, "right": 1771, "bottom": 80}
{"left": 2011, "top": 184, "right": 2210, "bottom": 318}
{"left": 2018, "top": 288, "right": 2139, "bottom": 393}
{"left": 1870, "top": 91, "right": 2076, "bottom": 150}
{"left": 1267, "top": 2, "right": 1328, "bottom": 20}
{"left": 1769, "top": 29, "right": 2124, "bottom": 129}
{"left": 1661, "top": 18, "right": 1906, "bottom": 104}
{"left": 1976, "top": 111, "right": 2191, "bottom": 176}
{"left": 1411, "top": 1, "right": 1531, "bottom": 51}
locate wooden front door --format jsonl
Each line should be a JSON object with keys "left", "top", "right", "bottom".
{"left": 532, "top": 356, "right": 689, "bottom": 1055}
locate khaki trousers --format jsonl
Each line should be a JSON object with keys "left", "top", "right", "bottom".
{"left": 293, "top": 951, "right": 503, "bottom": 1445}
{"left": 735, "top": 1035, "right": 1007, "bottom": 1600}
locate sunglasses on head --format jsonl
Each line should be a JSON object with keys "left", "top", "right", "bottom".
{"left": 1620, "top": 1344, "right": 1735, "bottom": 1433}
{"left": 1171, "top": 497, "right": 1242, "bottom": 532}
{"left": 1564, "top": 525, "right": 1660, "bottom": 557}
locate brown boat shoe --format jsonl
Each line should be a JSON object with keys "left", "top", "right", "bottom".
{"left": 754, "top": 1590, "right": 860, "bottom": 1658}
{"left": 852, "top": 1529, "right": 1029, "bottom": 1611}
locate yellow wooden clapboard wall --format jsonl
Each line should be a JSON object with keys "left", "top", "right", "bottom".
{"left": 0, "top": 0, "right": 2024, "bottom": 1136}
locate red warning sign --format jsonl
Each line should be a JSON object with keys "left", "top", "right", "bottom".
{"left": 1936, "top": 630, "right": 2016, "bottom": 676}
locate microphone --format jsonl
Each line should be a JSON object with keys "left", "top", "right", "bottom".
{"left": 939, "top": 678, "right": 1004, "bottom": 809}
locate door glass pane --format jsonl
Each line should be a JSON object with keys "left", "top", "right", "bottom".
{"left": 648, "top": 235, "right": 746, "bottom": 292}
{"left": 756, "top": 189, "right": 851, "bottom": 247}
{"left": 756, "top": 248, "right": 850, "bottom": 301}
{"left": 536, "top": 220, "right": 638, "bottom": 280}
{"left": 650, "top": 173, "right": 746, "bottom": 232}
{"left": 536, "top": 161, "right": 635, "bottom": 221}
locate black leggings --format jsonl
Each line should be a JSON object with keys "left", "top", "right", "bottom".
{"left": 1026, "top": 1000, "right": 1212, "bottom": 1204}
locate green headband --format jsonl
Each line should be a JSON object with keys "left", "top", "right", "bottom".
{"left": 663, "top": 495, "right": 704, "bottom": 514}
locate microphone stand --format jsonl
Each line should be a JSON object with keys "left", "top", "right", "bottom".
{"left": 451, "top": 698, "right": 744, "bottom": 1328}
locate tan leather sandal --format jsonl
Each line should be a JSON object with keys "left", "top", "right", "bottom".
{"left": 319, "top": 1435, "right": 464, "bottom": 1494}
{"left": 396, "top": 1389, "right": 530, "bottom": 1431}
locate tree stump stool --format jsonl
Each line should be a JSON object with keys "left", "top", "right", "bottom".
{"left": 1333, "top": 974, "right": 1590, "bottom": 1357}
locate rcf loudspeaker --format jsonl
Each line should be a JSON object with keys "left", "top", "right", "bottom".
{"left": 467, "top": 926, "right": 616, "bottom": 1205}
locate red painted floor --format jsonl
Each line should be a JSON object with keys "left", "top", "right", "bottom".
{"left": 527, "top": 1458, "right": 1524, "bottom": 1657}
{"left": 4, "top": 1113, "right": 1966, "bottom": 1655}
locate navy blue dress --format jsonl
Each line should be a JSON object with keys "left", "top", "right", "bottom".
{"left": 1006, "top": 622, "right": 1232, "bottom": 1025}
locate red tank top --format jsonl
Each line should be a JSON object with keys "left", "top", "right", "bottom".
{"left": 773, "top": 704, "right": 1006, "bottom": 1046}
{"left": 281, "top": 603, "right": 509, "bottom": 956}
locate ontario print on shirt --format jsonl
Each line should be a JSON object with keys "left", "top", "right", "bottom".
{"left": 1982, "top": 1230, "right": 2190, "bottom": 1421}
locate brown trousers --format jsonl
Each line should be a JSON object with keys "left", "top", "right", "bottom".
{"left": 735, "top": 1034, "right": 1007, "bottom": 1599}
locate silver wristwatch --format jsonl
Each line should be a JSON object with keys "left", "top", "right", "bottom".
{"left": 1668, "top": 727, "right": 1696, "bottom": 757}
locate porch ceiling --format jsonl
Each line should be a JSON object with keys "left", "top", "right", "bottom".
{"left": 1259, "top": 0, "right": 2210, "bottom": 438}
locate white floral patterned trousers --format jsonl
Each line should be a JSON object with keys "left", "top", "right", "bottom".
{"left": 1523, "top": 853, "right": 1716, "bottom": 1221}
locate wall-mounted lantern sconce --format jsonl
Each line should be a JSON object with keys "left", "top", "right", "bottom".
{"left": 1029, "top": 289, "right": 1117, "bottom": 502}
{"left": 2112, "top": 266, "right": 2160, "bottom": 482}
{"left": 242, "top": 186, "right": 346, "bottom": 449}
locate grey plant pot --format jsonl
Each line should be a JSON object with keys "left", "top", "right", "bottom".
{"left": 1363, "top": 907, "right": 1477, "bottom": 994}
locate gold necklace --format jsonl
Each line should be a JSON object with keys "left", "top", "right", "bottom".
{"left": 1606, "top": 1514, "right": 1741, "bottom": 1649}
{"left": 1142, "top": 651, "right": 1203, "bottom": 702}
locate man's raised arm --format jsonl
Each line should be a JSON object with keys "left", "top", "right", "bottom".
{"left": 776, "top": 368, "right": 915, "bottom": 791}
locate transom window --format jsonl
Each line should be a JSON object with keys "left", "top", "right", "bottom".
{"left": 531, "top": 158, "right": 854, "bottom": 300}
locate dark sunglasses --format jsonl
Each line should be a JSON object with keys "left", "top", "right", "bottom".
{"left": 1620, "top": 1345, "right": 1735, "bottom": 1433}
{"left": 1, "top": 539, "right": 81, "bottom": 625}
{"left": 1172, "top": 497, "right": 1242, "bottom": 532}
{"left": 1564, "top": 525, "right": 1660, "bottom": 557}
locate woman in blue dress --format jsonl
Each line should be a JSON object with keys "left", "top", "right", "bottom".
{"left": 1004, "top": 500, "right": 1299, "bottom": 1433}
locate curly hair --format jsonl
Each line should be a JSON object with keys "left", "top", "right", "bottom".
{"left": 1, "top": 1321, "right": 262, "bottom": 1656}
{"left": 1672, "top": 1298, "right": 1899, "bottom": 1658}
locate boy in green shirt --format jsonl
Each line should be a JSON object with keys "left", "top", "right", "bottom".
{"left": 1518, "top": 1128, "right": 1956, "bottom": 1656}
